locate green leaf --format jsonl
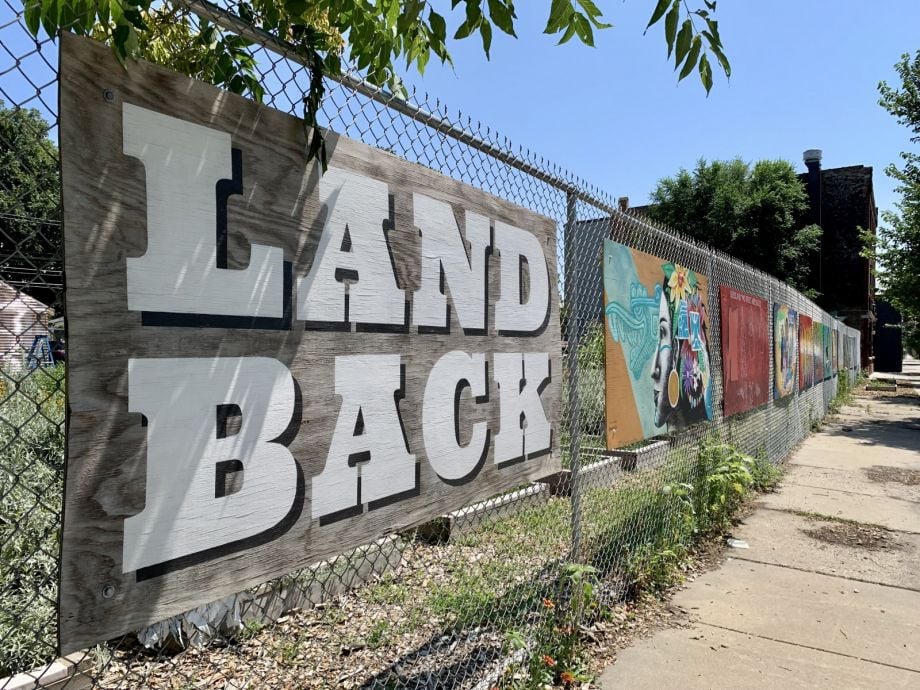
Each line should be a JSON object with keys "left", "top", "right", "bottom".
{"left": 699, "top": 53, "right": 713, "bottom": 94}
{"left": 664, "top": 1, "right": 679, "bottom": 57}
{"left": 454, "top": 18, "right": 475, "bottom": 39}
{"left": 573, "top": 13, "right": 593, "bottom": 47}
{"left": 674, "top": 19, "right": 692, "bottom": 67}
{"left": 577, "top": 0, "right": 611, "bottom": 28}
{"left": 429, "top": 10, "right": 446, "bottom": 42}
{"left": 545, "top": 0, "right": 573, "bottom": 34}
{"left": 479, "top": 21, "right": 492, "bottom": 59}
{"left": 678, "top": 35, "right": 702, "bottom": 81}
{"left": 23, "top": 0, "right": 40, "bottom": 35}
{"left": 284, "top": 0, "right": 307, "bottom": 16}
{"left": 556, "top": 21, "right": 577, "bottom": 45}
{"left": 662, "top": 262, "right": 676, "bottom": 279}
{"left": 488, "top": 0, "right": 516, "bottom": 36}
{"left": 465, "top": 0, "right": 483, "bottom": 25}
{"left": 710, "top": 41, "right": 731, "bottom": 79}
{"left": 646, "top": 0, "right": 671, "bottom": 30}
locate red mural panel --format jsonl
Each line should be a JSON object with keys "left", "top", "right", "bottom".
{"left": 719, "top": 286, "right": 770, "bottom": 416}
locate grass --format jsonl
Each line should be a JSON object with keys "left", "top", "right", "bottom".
{"left": 865, "top": 380, "right": 896, "bottom": 390}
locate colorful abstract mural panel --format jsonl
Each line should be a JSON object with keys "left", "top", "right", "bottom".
{"left": 602, "top": 240, "right": 713, "bottom": 448}
{"left": 773, "top": 304, "right": 798, "bottom": 399}
{"left": 719, "top": 286, "right": 770, "bottom": 416}
{"left": 799, "top": 314, "right": 814, "bottom": 390}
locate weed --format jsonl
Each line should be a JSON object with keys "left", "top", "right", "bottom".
{"left": 275, "top": 639, "right": 301, "bottom": 666}
{"left": 237, "top": 619, "right": 265, "bottom": 641}
{"left": 505, "top": 564, "right": 597, "bottom": 688}
{"left": 749, "top": 452, "right": 784, "bottom": 492}
{"left": 365, "top": 620, "right": 391, "bottom": 649}
{"left": 363, "top": 577, "right": 410, "bottom": 606}
{"left": 690, "top": 436, "right": 754, "bottom": 535}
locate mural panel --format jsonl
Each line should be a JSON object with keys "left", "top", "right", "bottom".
{"left": 799, "top": 314, "right": 814, "bottom": 390}
{"left": 602, "top": 240, "right": 713, "bottom": 448}
{"left": 773, "top": 303, "right": 798, "bottom": 399}
{"left": 814, "top": 322, "right": 826, "bottom": 382}
{"left": 719, "top": 286, "right": 770, "bottom": 416}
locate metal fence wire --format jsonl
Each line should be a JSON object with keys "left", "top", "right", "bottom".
{"left": 0, "top": 2, "right": 862, "bottom": 688}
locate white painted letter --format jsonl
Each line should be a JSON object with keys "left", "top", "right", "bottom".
{"left": 423, "top": 351, "right": 489, "bottom": 482}
{"left": 124, "top": 357, "right": 296, "bottom": 572}
{"left": 494, "top": 221, "right": 550, "bottom": 333}
{"left": 123, "top": 104, "right": 284, "bottom": 317}
{"left": 297, "top": 168, "right": 405, "bottom": 326}
{"left": 312, "top": 355, "right": 416, "bottom": 519}
{"left": 493, "top": 352, "right": 552, "bottom": 464}
{"left": 413, "top": 195, "right": 490, "bottom": 331}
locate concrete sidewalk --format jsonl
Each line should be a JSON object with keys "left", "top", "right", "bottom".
{"left": 598, "top": 388, "right": 920, "bottom": 689}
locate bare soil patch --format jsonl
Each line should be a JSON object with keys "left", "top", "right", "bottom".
{"left": 865, "top": 465, "right": 920, "bottom": 486}
{"left": 802, "top": 520, "right": 901, "bottom": 551}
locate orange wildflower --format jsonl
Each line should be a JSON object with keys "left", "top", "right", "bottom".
{"left": 541, "top": 655, "right": 556, "bottom": 667}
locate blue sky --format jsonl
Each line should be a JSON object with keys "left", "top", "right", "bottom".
{"left": 399, "top": 1, "right": 920, "bottom": 222}
{"left": 2, "top": 2, "right": 916, "bottom": 222}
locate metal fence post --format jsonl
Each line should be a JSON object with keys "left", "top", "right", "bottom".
{"left": 564, "top": 192, "right": 583, "bottom": 563}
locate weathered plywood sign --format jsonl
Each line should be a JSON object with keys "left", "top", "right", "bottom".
{"left": 58, "top": 34, "right": 561, "bottom": 652}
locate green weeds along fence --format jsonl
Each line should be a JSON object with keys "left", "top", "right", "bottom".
{"left": 0, "top": 2, "right": 861, "bottom": 687}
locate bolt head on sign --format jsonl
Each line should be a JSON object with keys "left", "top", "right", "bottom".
{"left": 57, "top": 34, "right": 561, "bottom": 651}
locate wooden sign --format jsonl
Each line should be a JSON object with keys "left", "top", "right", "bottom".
{"left": 719, "top": 286, "right": 770, "bottom": 416}
{"left": 58, "top": 34, "right": 561, "bottom": 652}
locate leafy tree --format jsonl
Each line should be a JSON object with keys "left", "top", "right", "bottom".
{"left": 646, "top": 158, "right": 822, "bottom": 293}
{"left": 0, "top": 101, "right": 60, "bottom": 307}
{"left": 23, "top": 0, "right": 731, "bottom": 166}
{"left": 872, "top": 50, "right": 920, "bottom": 352}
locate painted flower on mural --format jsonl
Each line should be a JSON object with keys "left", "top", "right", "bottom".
{"left": 667, "top": 264, "right": 692, "bottom": 303}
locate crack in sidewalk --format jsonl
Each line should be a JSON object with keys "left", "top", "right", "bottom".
{"left": 757, "top": 506, "right": 920, "bottom": 536}
{"left": 695, "top": 621, "right": 920, "bottom": 675}
{"left": 782, "top": 481, "right": 920, "bottom": 505}
{"left": 725, "top": 554, "right": 920, "bottom": 594}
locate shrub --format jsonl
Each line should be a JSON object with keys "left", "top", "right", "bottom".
{"left": 0, "top": 365, "right": 65, "bottom": 676}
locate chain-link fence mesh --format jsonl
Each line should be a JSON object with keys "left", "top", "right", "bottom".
{"left": 0, "top": 2, "right": 862, "bottom": 687}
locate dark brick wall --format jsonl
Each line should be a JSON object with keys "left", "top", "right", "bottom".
{"left": 800, "top": 165, "right": 876, "bottom": 368}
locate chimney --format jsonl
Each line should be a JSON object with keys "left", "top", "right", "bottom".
{"left": 803, "top": 149, "right": 822, "bottom": 227}
{"left": 803, "top": 149, "right": 824, "bottom": 298}
{"left": 617, "top": 196, "right": 629, "bottom": 213}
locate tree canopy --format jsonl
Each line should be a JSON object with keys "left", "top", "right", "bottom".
{"left": 646, "top": 158, "right": 821, "bottom": 294}
{"left": 23, "top": 0, "right": 731, "bottom": 165}
{"left": 0, "top": 101, "right": 60, "bottom": 307}
{"left": 873, "top": 50, "right": 920, "bottom": 353}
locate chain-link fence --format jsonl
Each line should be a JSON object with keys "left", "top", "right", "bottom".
{"left": 0, "top": 2, "right": 862, "bottom": 688}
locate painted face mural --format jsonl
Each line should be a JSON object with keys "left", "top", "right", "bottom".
{"left": 602, "top": 240, "right": 712, "bottom": 448}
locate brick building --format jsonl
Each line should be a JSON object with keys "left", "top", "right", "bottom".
{"left": 800, "top": 150, "right": 877, "bottom": 370}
